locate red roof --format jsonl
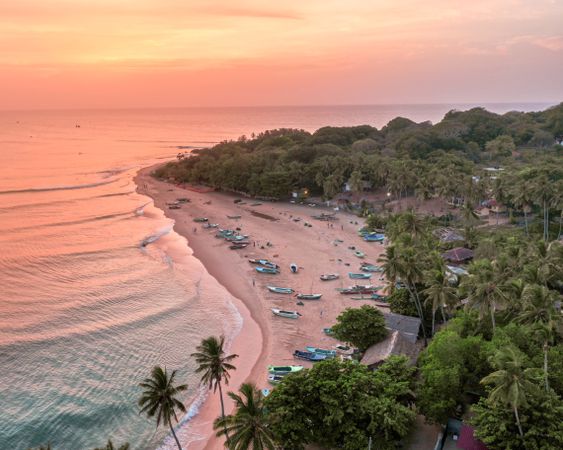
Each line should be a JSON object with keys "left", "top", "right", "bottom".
{"left": 457, "top": 425, "right": 488, "bottom": 450}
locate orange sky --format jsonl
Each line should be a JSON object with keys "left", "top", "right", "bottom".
{"left": 0, "top": 0, "right": 562, "bottom": 109}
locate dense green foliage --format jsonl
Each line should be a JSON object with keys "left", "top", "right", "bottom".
{"left": 155, "top": 104, "right": 563, "bottom": 208}
{"left": 471, "top": 389, "right": 563, "bottom": 449}
{"left": 331, "top": 304, "right": 387, "bottom": 351}
{"left": 264, "top": 357, "right": 416, "bottom": 450}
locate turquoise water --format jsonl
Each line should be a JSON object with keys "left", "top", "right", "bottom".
{"left": 0, "top": 103, "right": 552, "bottom": 449}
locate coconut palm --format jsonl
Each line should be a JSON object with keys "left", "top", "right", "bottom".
{"left": 517, "top": 284, "right": 561, "bottom": 391}
{"left": 93, "top": 441, "right": 130, "bottom": 450}
{"left": 511, "top": 179, "right": 533, "bottom": 236}
{"left": 459, "top": 259, "right": 507, "bottom": 332}
{"left": 422, "top": 269, "right": 458, "bottom": 335}
{"left": 378, "top": 245, "right": 401, "bottom": 288}
{"left": 214, "top": 383, "right": 276, "bottom": 450}
{"left": 481, "top": 346, "right": 539, "bottom": 438}
{"left": 139, "top": 366, "right": 187, "bottom": 450}
{"left": 191, "top": 336, "right": 239, "bottom": 441}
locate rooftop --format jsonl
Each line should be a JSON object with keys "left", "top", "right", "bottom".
{"left": 384, "top": 312, "right": 421, "bottom": 343}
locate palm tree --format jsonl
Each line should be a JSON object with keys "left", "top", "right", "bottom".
{"left": 459, "top": 259, "right": 507, "bottom": 332}
{"left": 511, "top": 179, "right": 533, "bottom": 236}
{"left": 191, "top": 336, "right": 239, "bottom": 441}
{"left": 481, "top": 347, "right": 539, "bottom": 438}
{"left": 139, "top": 366, "right": 187, "bottom": 450}
{"left": 422, "top": 269, "right": 458, "bottom": 335}
{"left": 517, "top": 284, "right": 561, "bottom": 391}
{"left": 378, "top": 245, "right": 401, "bottom": 289}
{"left": 93, "top": 441, "right": 130, "bottom": 450}
{"left": 214, "top": 383, "right": 276, "bottom": 450}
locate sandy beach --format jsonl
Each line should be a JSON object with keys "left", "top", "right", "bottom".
{"left": 136, "top": 166, "right": 389, "bottom": 449}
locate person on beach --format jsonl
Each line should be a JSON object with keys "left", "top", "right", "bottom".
{"left": 252, "top": 279, "right": 255, "bottom": 287}
{"left": 320, "top": 309, "right": 323, "bottom": 318}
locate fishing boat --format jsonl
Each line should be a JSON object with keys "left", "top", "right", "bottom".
{"left": 224, "top": 234, "right": 248, "bottom": 241}
{"left": 337, "top": 285, "right": 381, "bottom": 295}
{"left": 323, "top": 327, "right": 334, "bottom": 335}
{"left": 267, "top": 286, "right": 294, "bottom": 294}
{"left": 305, "top": 347, "right": 337, "bottom": 357}
{"left": 349, "top": 272, "right": 372, "bottom": 279}
{"left": 268, "top": 365, "right": 303, "bottom": 374}
{"left": 202, "top": 223, "right": 219, "bottom": 229}
{"left": 168, "top": 204, "right": 181, "bottom": 210}
{"left": 333, "top": 344, "right": 354, "bottom": 356}
{"left": 290, "top": 263, "right": 298, "bottom": 273}
{"left": 296, "top": 293, "right": 322, "bottom": 300}
{"left": 364, "top": 233, "right": 385, "bottom": 242}
{"left": 230, "top": 243, "right": 249, "bottom": 249}
{"left": 166, "top": 201, "right": 179, "bottom": 206}
{"left": 354, "top": 251, "right": 365, "bottom": 258}
{"left": 293, "top": 350, "right": 327, "bottom": 361}
{"left": 194, "top": 217, "right": 208, "bottom": 223}
{"left": 261, "top": 388, "right": 271, "bottom": 397}
{"left": 176, "top": 197, "right": 190, "bottom": 203}
{"left": 360, "top": 263, "right": 383, "bottom": 273}
{"left": 249, "top": 259, "right": 278, "bottom": 268}
{"left": 227, "top": 215, "right": 242, "bottom": 219}
{"left": 320, "top": 273, "right": 339, "bottom": 281}
{"left": 268, "top": 374, "right": 285, "bottom": 385}
{"left": 216, "top": 229, "right": 235, "bottom": 238}
{"left": 272, "top": 308, "right": 301, "bottom": 319}
{"left": 256, "top": 266, "right": 279, "bottom": 274}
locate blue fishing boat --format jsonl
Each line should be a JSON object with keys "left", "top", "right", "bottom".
{"left": 349, "top": 272, "right": 372, "bottom": 279}
{"left": 293, "top": 350, "right": 327, "bottom": 361}
{"left": 323, "top": 327, "right": 334, "bottom": 335}
{"left": 305, "top": 347, "right": 337, "bottom": 357}
{"left": 364, "top": 233, "right": 385, "bottom": 242}
{"left": 256, "top": 266, "right": 279, "bottom": 274}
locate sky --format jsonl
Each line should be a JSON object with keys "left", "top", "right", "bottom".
{"left": 0, "top": 0, "right": 562, "bottom": 109}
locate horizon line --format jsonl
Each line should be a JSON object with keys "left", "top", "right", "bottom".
{"left": 0, "top": 100, "right": 559, "bottom": 114}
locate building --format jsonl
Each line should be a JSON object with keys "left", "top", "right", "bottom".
{"left": 360, "top": 330, "right": 419, "bottom": 369}
{"left": 436, "top": 419, "right": 488, "bottom": 450}
{"left": 442, "top": 247, "right": 474, "bottom": 264}
{"left": 434, "top": 227, "right": 464, "bottom": 244}
{"left": 383, "top": 312, "right": 422, "bottom": 343}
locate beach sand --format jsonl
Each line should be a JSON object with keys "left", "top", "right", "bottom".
{"left": 136, "top": 167, "right": 389, "bottom": 449}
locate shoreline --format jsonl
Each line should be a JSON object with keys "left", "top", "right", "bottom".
{"left": 135, "top": 166, "right": 265, "bottom": 450}
{"left": 135, "top": 164, "right": 389, "bottom": 449}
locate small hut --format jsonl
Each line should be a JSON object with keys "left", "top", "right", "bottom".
{"left": 442, "top": 247, "right": 474, "bottom": 264}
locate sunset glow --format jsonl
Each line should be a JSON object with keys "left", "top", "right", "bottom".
{"left": 1, "top": 0, "right": 562, "bottom": 109}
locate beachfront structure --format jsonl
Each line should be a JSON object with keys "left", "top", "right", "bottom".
{"left": 441, "top": 247, "right": 474, "bottom": 265}
{"left": 433, "top": 228, "right": 464, "bottom": 244}
{"left": 383, "top": 312, "right": 422, "bottom": 344}
{"left": 435, "top": 419, "right": 489, "bottom": 450}
{"left": 360, "top": 330, "right": 419, "bottom": 370}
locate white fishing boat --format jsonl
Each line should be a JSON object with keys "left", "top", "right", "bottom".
{"left": 271, "top": 308, "right": 302, "bottom": 319}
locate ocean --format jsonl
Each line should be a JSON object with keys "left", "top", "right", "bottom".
{"left": 0, "top": 103, "right": 553, "bottom": 450}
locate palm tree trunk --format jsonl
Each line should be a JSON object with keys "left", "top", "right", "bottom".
{"left": 514, "top": 406, "right": 524, "bottom": 438}
{"left": 431, "top": 309, "right": 436, "bottom": 336}
{"left": 544, "top": 341, "right": 549, "bottom": 392}
{"left": 217, "top": 382, "right": 230, "bottom": 444}
{"left": 523, "top": 209, "right": 529, "bottom": 236}
{"left": 440, "top": 306, "right": 447, "bottom": 324}
{"left": 407, "top": 283, "right": 427, "bottom": 345}
{"left": 490, "top": 304, "right": 496, "bottom": 332}
{"left": 170, "top": 423, "right": 183, "bottom": 450}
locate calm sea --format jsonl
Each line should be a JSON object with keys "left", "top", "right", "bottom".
{"left": 0, "top": 103, "right": 553, "bottom": 450}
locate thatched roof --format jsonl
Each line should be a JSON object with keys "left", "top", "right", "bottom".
{"left": 442, "top": 247, "right": 474, "bottom": 263}
{"left": 433, "top": 227, "right": 464, "bottom": 243}
{"left": 360, "top": 330, "right": 419, "bottom": 368}
{"left": 383, "top": 312, "right": 421, "bottom": 343}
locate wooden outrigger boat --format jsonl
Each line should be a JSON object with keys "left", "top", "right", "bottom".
{"left": 268, "top": 374, "right": 285, "bottom": 385}
{"left": 333, "top": 344, "right": 354, "bottom": 355}
{"left": 337, "top": 284, "right": 381, "bottom": 295}
{"left": 320, "top": 273, "right": 339, "bottom": 281}
{"left": 193, "top": 217, "right": 208, "bottom": 223}
{"left": 364, "top": 233, "right": 385, "bottom": 242}
{"left": 360, "top": 263, "right": 383, "bottom": 273}
{"left": 249, "top": 259, "right": 278, "bottom": 268}
{"left": 227, "top": 215, "right": 242, "bottom": 219}
{"left": 354, "top": 251, "right": 366, "bottom": 258}
{"left": 293, "top": 350, "right": 327, "bottom": 361}
{"left": 256, "top": 266, "right": 279, "bottom": 274}
{"left": 267, "top": 286, "right": 293, "bottom": 294}
{"left": 305, "top": 347, "right": 337, "bottom": 357}
{"left": 296, "top": 293, "right": 322, "bottom": 300}
{"left": 348, "top": 272, "right": 372, "bottom": 279}
{"left": 268, "top": 365, "right": 303, "bottom": 374}
{"left": 272, "top": 308, "right": 301, "bottom": 319}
